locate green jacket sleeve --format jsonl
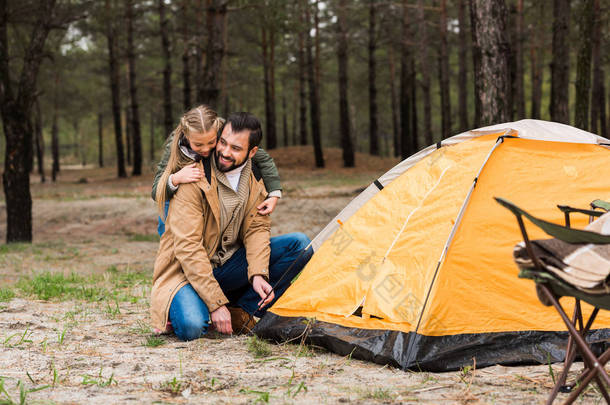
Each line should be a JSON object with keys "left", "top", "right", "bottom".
{"left": 151, "top": 133, "right": 175, "bottom": 201}
{"left": 253, "top": 148, "right": 282, "bottom": 195}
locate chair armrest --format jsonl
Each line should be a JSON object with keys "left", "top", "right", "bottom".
{"left": 591, "top": 199, "right": 610, "bottom": 212}
{"left": 556, "top": 205, "right": 604, "bottom": 227}
{"left": 495, "top": 197, "right": 610, "bottom": 244}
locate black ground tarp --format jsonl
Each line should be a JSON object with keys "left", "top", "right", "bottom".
{"left": 254, "top": 313, "right": 610, "bottom": 372}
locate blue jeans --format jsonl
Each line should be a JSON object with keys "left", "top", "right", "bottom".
{"left": 157, "top": 201, "right": 170, "bottom": 237}
{"left": 168, "top": 232, "right": 313, "bottom": 341}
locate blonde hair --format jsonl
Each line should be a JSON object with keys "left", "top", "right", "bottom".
{"left": 156, "top": 105, "right": 224, "bottom": 216}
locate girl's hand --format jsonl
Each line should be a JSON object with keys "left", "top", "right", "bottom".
{"left": 257, "top": 196, "right": 279, "bottom": 215}
{"left": 171, "top": 163, "right": 204, "bottom": 186}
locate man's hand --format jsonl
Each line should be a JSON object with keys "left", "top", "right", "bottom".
{"left": 171, "top": 163, "right": 204, "bottom": 186}
{"left": 252, "top": 275, "right": 274, "bottom": 309}
{"left": 257, "top": 196, "right": 279, "bottom": 215}
{"left": 210, "top": 305, "right": 233, "bottom": 335}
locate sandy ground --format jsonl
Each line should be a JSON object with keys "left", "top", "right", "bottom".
{"left": 0, "top": 147, "right": 605, "bottom": 404}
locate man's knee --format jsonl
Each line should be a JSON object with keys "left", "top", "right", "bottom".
{"left": 174, "top": 316, "right": 208, "bottom": 341}
{"left": 288, "top": 232, "right": 311, "bottom": 252}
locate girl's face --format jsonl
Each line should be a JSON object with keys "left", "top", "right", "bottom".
{"left": 187, "top": 128, "right": 218, "bottom": 158}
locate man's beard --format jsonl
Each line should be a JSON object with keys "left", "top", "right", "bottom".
{"left": 215, "top": 150, "right": 247, "bottom": 172}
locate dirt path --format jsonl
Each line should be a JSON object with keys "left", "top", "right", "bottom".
{"left": 0, "top": 297, "right": 574, "bottom": 404}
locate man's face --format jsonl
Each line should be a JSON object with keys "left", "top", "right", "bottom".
{"left": 215, "top": 123, "right": 258, "bottom": 172}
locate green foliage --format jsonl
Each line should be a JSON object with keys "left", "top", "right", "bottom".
{"left": 3, "top": 328, "right": 33, "bottom": 348}
{"left": 239, "top": 389, "right": 270, "bottom": 403}
{"left": 143, "top": 335, "right": 165, "bottom": 348}
{"left": 159, "top": 377, "right": 183, "bottom": 395}
{"left": 360, "top": 387, "right": 395, "bottom": 400}
{"left": 16, "top": 272, "right": 105, "bottom": 301}
{"left": 13, "top": 268, "right": 150, "bottom": 303}
{"left": 129, "top": 320, "right": 152, "bottom": 335}
{"left": 0, "top": 288, "right": 15, "bottom": 302}
{"left": 81, "top": 368, "right": 117, "bottom": 387}
{"left": 0, "top": 244, "right": 29, "bottom": 254}
{"left": 0, "top": 377, "right": 50, "bottom": 405}
{"left": 247, "top": 336, "right": 272, "bottom": 358}
{"left": 57, "top": 327, "right": 68, "bottom": 346}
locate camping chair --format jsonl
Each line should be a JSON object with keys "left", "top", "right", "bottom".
{"left": 495, "top": 197, "right": 610, "bottom": 405}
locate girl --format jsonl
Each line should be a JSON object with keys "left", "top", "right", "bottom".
{"left": 152, "top": 105, "right": 282, "bottom": 234}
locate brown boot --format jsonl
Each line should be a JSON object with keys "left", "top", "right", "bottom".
{"left": 228, "top": 306, "right": 256, "bottom": 335}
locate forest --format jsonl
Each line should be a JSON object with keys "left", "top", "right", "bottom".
{"left": 0, "top": 0, "right": 608, "bottom": 243}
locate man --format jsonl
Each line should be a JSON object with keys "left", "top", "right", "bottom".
{"left": 150, "top": 112, "right": 312, "bottom": 339}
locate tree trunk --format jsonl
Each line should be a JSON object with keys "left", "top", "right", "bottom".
{"left": 150, "top": 111, "right": 155, "bottom": 162}
{"left": 298, "top": 0, "right": 307, "bottom": 146}
{"left": 590, "top": 0, "right": 600, "bottom": 134}
{"left": 417, "top": 0, "right": 432, "bottom": 145}
{"left": 34, "top": 98, "right": 45, "bottom": 182}
{"left": 550, "top": 0, "right": 570, "bottom": 124}
{"left": 410, "top": 58, "right": 418, "bottom": 153}
{"left": 125, "top": 106, "right": 132, "bottom": 166}
{"left": 199, "top": 0, "right": 228, "bottom": 108}
{"left": 194, "top": 0, "right": 203, "bottom": 104}
{"left": 106, "top": 0, "right": 126, "bottom": 178}
{"left": 282, "top": 91, "right": 288, "bottom": 147}
{"left": 506, "top": 3, "right": 516, "bottom": 120}
{"left": 470, "top": 0, "right": 511, "bottom": 126}
{"left": 98, "top": 113, "right": 104, "bottom": 167}
{"left": 458, "top": 0, "right": 469, "bottom": 131}
{"left": 574, "top": 0, "right": 594, "bottom": 130}
{"left": 336, "top": 0, "right": 353, "bottom": 167}
{"left": 439, "top": 0, "right": 451, "bottom": 139}
{"left": 400, "top": 0, "right": 413, "bottom": 159}
{"left": 127, "top": 0, "right": 142, "bottom": 175}
{"left": 181, "top": 1, "right": 191, "bottom": 111}
{"left": 529, "top": 0, "right": 544, "bottom": 119}
{"left": 51, "top": 75, "right": 59, "bottom": 181}
{"left": 314, "top": 0, "right": 321, "bottom": 99}
{"left": 514, "top": 0, "right": 525, "bottom": 119}
{"left": 261, "top": 24, "right": 277, "bottom": 149}
{"left": 368, "top": 0, "right": 379, "bottom": 155}
{"left": 291, "top": 79, "right": 298, "bottom": 145}
{"left": 159, "top": 0, "right": 173, "bottom": 138}
{"left": 388, "top": 48, "right": 400, "bottom": 157}
{"left": 220, "top": 8, "right": 229, "bottom": 117}
{"left": 0, "top": 0, "right": 56, "bottom": 242}
{"left": 305, "top": 0, "right": 324, "bottom": 167}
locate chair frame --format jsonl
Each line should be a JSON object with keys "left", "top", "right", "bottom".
{"left": 496, "top": 197, "right": 610, "bottom": 405}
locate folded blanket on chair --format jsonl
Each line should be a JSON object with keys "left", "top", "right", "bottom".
{"left": 514, "top": 212, "right": 610, "bottom": 294}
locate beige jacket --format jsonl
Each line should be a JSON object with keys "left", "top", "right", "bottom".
{"left": 150, "top": 160, "right": 270, "bottom": 332}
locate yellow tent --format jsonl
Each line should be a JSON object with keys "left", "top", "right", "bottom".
{"left": 255, "top": 120, "right": 610, "bottom": 371}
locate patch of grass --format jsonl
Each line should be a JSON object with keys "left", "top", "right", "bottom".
{"left": 103, "top": 299, "right": 121, "bottom": 318}
{"left": 0, "top": 288, "right": 15, "bottom": 302}
{"left": 128, "top": 233, "right": 160, "bottom": 242}
{"left": 81, "top": 367, "right": 117, "bottom": 387}
{"left": 129, "top": 320, "right": 152, "bottom": 335}
{"left": 286, "top": 381, "right": 308, "bottom": 398}
{"left": 159, "top": 377, "right": 184, "bottom": 395}
{"left": 111, "top": 270, "right": 149, "bottom": 289}
{"left": 15, "top": 269, "right": 150, "bottom": 304}
{"left": 360, "top": 387, "right": 395, "bottom": 400}
{"left": 3, "top": 328, "right": 33, "bottom": 348}
{"left": 57, "top": 327, "right": 68, "bottom": 346}
{"left": 144, "top": 335, "right": 165, "bottom": 347}
{"left": 239, "top": 388, "right": 270, "bottom": 403}
{"left": 247, "top": 336, "right": 272, "bottom": 358}
{"left": 16, "top": 272, "right": 107, "bottom": 302}
{"left": 0, "top": 377, "right": 50, "bottom": 405}
{"left": 0, "top": 243, "right": 29, "bottom": 254}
